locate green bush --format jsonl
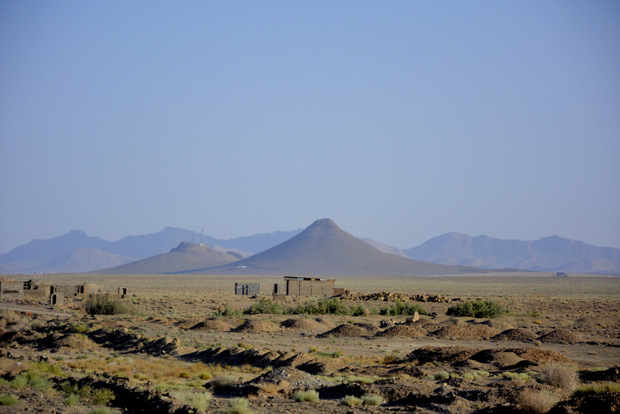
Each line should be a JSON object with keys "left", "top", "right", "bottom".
{"left": 294, "top": 298, "right": 351, "bottom": 316}
{"left": 446, "top": 300, "right": 509, "bottom": 318}
{"left": 380, "top": 300, "right": 428, "bottom": 316}
{"left": 63, "top": 393, "right": 80, "bottom": 406}
{"left": 174, "top": 391, "right": 212, "bottom": 410}
{"left": 0, "top": 394, "right": 18, "bottom": 406}
{"left": 362, "top": 394, "right": 383, "bottom": 406}
{"left": 244, "top": 298, "right": 289, "bottom": 315}
{"left": 341, "top": 395, "right": 362, "bottom": 407}
{"left": 293, "top": 389, "right": 320, "bottom": 402}
{"left": 86, "top": 293, "right": 131, "bottom": 315}
{"left": 433, "top": 371, "right": 450, "bottom": 380}
{"left": 220, "top": 397, "right": 251, "bottom": 414}
{"left": 573, "top": 382, "right": 620, "bottom": 396}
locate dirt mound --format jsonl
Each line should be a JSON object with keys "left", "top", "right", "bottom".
{"left": 492, "top": 328, "right": 539, "bottom": 342}
{"left": 318, "top": 324, "right": 370, "bottom": 338}
{"left": 538, "top": 328, "right": 583, "bottom": 344}
{"left": 433, "top": 324, "right": 500, "bottom": 340}
{"left": 470, "top": 350, "right": 524, "bottom": 368}
{"left": 55, "top": 333, "right": 98, "bottom": 350}
{"left": 377, "top": 324, "right": 428, "bottom": 338}
{"left": 407, "top": 346, "right": 481, "bottom": 365}
{"left": 235, "top": 319, "right": 280, "bottom": 333}
{"left": 297, "top": 358, "right": 347, "bottom": 375}
{"left": 280, "top": 318, "right": 325, "bottom": 331}
{"left": 190, "top": 319, "right": 235, "bottom": 331}
{"left": 510, "top": 348, "right": 573, "bottom": 363}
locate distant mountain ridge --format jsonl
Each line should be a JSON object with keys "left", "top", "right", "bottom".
{"left": 181, "top": 219, "right": 491, "bottom": 276}
{"left": 403, "top": 233, "right": 620, "bottom": 274}
{"left": 0, "top": 227, "right": 301, "bottom": 274}
{"left": 1, "top": 223, "right": 618, "bottom": 275}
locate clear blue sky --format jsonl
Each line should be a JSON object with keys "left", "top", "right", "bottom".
{"left": 1, "top": 1, "right": 619, "bottom": 254}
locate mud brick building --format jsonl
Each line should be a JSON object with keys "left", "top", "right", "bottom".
{"left": 284, "top": 276, "right": 336, "bottom": 297}
{"left": 0, "top": 280, "right": 24, "bottom": 301}
{"left": 235, "top": 283, "right": 260, "bottom": 296}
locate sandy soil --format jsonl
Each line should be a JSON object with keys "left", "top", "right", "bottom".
{"left": 0, "top": 274, "right": 618, "bottom": 413}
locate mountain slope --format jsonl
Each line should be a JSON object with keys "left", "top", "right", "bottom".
{"left": 32, "top": 248, "right": 136, "bottom": 274}
{"left": 94, "top": 242, "right": 243, "bottom": 274}
{"left": 183, "top": 219, "right": 489, "bottom": 276}
{"left": 403, "top": 233, "right": 620, "bottom": 273}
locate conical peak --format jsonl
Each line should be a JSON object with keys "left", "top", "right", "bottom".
{"left": 309, "top": 218, "right": 338, "bottom": 230}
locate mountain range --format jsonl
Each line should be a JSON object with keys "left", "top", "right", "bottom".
{"left": 1, "top": 219, "right": 618, "bottom": 275}
{"left": 168, "top": 218, "right": 486, "bottom": 276}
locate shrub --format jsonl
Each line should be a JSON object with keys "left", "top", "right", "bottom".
{"left": 341, "top": 395, "right": 362, "bottom": 407}
{"left": 174, "top": 391, "right": 212, "bottom": 410}
{"left": 542, "top": 363, "right": 578, "bottom": 391}
{"left": 63, "top": 393, "right": 80, "bottom": 406}
{"left": 0, "top": 394, "right": 18, "bottom": 406}
{"left": 86, "top": 293, "right": 131, "bottom": 315}
{"left": 380, "top": 300, "right": 428, "bottom": 316}
{"left": 293, "top": 389, "right": 320, "bottom": 402}
{"left": 214, "top": 305, "right": 243, "bottom": 317}
{"left": 573, "top": 382, "right": 620, "bottom": 396}
{"left": 446, "top": 300, "right": 509, "bottom": 318}
{"left": 244, "top": 298, "right": 289, "bottom": 315}
{"left": 209, "top": 374, "right": 236, "bottom": 393}
{"left": 517, "top": 389, "right": 559, "bottom": 413}
{"left": 362, "top": 394, "right": 383, "bottom": 406}
{"left": 294, "top": 298, "right": 351, "bottom": 316}
{"left": 503, "top": 372, "right": 531, "bottom": 382}
{"left": 220, "top": 397, "right": 251, "bottom": 414}
{"left": 434, "top": 371, "right": 450, "bottom": 380}
{"left": 91, "top": 388, "right": 115, "bottom": 405}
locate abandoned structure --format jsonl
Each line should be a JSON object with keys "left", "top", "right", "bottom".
{"left": 0, "top": 279, "right": 108, "bottom": 306}
{"left": 283, "top": 276, "right": 339, "bottom": 297}
{"left": 0, "top": 280, "right": 24, "bottom": 301}
{"left": 234, "top": 283, "right": 260, "bottom": 296}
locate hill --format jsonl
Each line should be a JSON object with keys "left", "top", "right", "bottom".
{"left": 403, "top": 233, "right": 620, "bottom": 274}
{"left": 93, "top": 242, "right": 243, "bottom": 274}
{"left": 31, "top": 248, "right": 136, "bottom": 274}
{"left": 0, "top": 227, "right": 302, "bottom": 274}
{"left": 182, "top": 219, "right": 490, "bottom": 276}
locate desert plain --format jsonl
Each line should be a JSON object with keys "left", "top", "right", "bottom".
{"left": 0, "top": 272, "right": 619, "bottom": 413}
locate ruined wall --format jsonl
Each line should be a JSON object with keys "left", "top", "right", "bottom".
{"left": 0, "top": 281, "right": 24, "bottom": 301}
{"left": 285, "top": 277, "right": 335, "bottom": 297}
{"left": 234, "top": 283, "right": 260, "bottom": 296}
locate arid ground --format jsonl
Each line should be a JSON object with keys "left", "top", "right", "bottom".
{"left": 0, "top": 273, "right": 618, "bottom": 413}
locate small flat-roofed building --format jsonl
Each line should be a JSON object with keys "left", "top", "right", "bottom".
{"left": 285, "top": 276, "right": 335, "bottom": 297}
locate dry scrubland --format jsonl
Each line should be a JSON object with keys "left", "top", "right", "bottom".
{"left": 0, "top": 273, "right": 619, "bottom": 413}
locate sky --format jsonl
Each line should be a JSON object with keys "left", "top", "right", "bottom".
{"left": 1, "top": 1, "right": 619, "bottom": 254}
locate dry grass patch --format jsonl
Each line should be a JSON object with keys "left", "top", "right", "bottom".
{"left": 517, "top": 389, "right": 559, "bottom": 413}
{"left": 542, "top": 363, "right": 579, "bottom": 391}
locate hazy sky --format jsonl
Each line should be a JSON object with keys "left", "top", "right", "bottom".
{"left": 1, "top": 1, "right": 619, "bottom": 254}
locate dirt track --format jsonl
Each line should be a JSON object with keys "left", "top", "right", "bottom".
{"left": 0, "top": 302, "right": 71, "bottom": 317}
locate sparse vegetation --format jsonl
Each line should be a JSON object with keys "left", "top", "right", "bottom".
{"left": 173, "top": 390, "right": 212, "bottom": 410}
{"left": 293, "top": 389, "right": 320, "bottom": 402}
{"left": 573, "top": 382, "right": 620, "bottom": 396}
{"left": 446, "top": 300, "right": 509, "bottom": 318}
{"left": 517, "top": 389, "right": 559, "bottom": 413}
{"left": 380, "top": 300, "right": 428, "bottom": 316}
{"left": 362, "top": 394, "right": 384, "bottom": 406}
{"left": 1, "top": 273, "right": 616, "bottom": 414}
{"left": 341, "top": 395, "right": 363, "bottom": 407}
{"left": 86, "top": 293, "right": 131, "bottom": 315}
{"left": 542, "top": 363, "right": 579, "bottom": 390}
{"left": 0, "top": 394, "right": 18, "bottom": 406}
{"left": 220, "top": 397, "right": 251, "bottom": 414}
